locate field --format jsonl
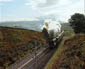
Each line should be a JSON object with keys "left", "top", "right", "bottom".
{"left": 45, "top": 34, "right": 85, "bottom": 69}
{"left": 0, "top": 27, "right": 46, "bottom": 69}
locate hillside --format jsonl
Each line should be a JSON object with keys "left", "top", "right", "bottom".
{"left": 0, "top": 21, "right": 71, "bottom": 32}
{"left": 0, "top": 21, "right": 43, "bottom": 31}
{"left": 0, "top": 27, "right": 46, "bottom": 69}
{"left": 61, "top": 23, "right": 72, "bottom": 30}
{"left": 45, "top": 34, "right": 85, "bottom": 69}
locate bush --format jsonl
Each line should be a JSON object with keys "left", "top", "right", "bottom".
{"left": 69, "top": 13, "right": 85, "bottom": 34}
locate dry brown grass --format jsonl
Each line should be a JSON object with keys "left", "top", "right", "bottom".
{"left": 0, "top": 27, "right": 46, "bottom": 68}
{"left": 45, "top": 34, "right": 85, "bottom": 69}
{"left": 52, "top": 34, "right": 85, "bottom": 69}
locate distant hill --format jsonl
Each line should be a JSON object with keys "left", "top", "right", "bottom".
{"left": 0, "top": 27, "right": 46, "bottom": 69}
{"left": 0, "top": 21, "right": 72, "bottom": 32}
{"left": 0, "top": 21, "right": 44, "bottom": 31}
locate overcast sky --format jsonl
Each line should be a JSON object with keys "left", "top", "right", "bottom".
{"left": 0, "top": 0, "right": 84, "bottom": 22}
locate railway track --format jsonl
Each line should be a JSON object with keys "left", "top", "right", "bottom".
{"left": 7, "top": 44, "right": 58, "bottom": 69}
{"left": 21, "top": 46, "right": 57, "bottom": 69}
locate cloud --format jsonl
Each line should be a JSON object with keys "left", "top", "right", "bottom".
{"left": 25, "top": 0, "right": 46, "bottom": 9}
{"left": 1, "top": 0, "right": 84, "bottom": 22}
{"left": 25, "top": 0, "right": 59, "bottom": 9}
{"left": 25, "top": 0, "right": 77, "bottom": 9}
{"left": 36, "top": 0, "right": 84, "bottom": 22}
{"left": 38, "top": 0, "right": 59, "bottom": 7}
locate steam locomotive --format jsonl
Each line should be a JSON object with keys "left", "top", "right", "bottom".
{"left": 41, "top": 20, "right": 64, "bottom": 48}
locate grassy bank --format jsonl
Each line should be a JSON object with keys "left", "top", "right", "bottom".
{"left": 45, "top": 37, "right": 68, "bottom": 69}
{"left": 0, "top": 27, "right": 46, "bottom": 69}
{"left": 45, "top": 34, "right": 85, "bottom": 69}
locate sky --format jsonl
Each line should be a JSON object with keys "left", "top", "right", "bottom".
{"left": 0, "top": 0, "right": 85, "bottom": 22}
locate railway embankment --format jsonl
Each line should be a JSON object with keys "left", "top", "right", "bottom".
{"left": 45, "top": 34, "right": 85, "bottom": 69}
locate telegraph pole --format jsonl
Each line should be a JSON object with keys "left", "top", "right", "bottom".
{"left": 34, "top": 40, "right": 38, "bottom": 69}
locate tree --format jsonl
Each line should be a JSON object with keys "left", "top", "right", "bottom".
{"left": 69, "top": 13, "right": 85, "bottom": 34}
